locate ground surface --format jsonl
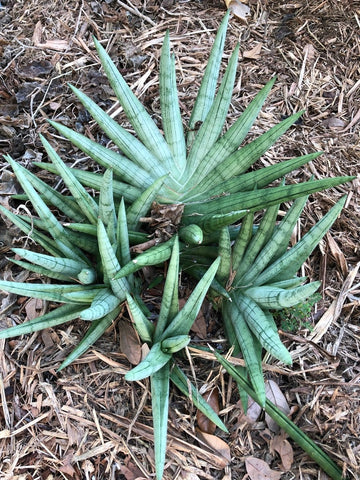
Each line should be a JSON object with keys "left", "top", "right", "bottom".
{"left": 0, "top": 0, "right": 359, "bottom": 479}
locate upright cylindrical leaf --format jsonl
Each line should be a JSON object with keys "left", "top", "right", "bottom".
{"left": 187, "top": 10, "right": 230, "bottom": 146}
{"left": 154, "top": 237, "right": 180, "bottom": 341}
{"left": 160, "top": 31, "right": 186, "bottom": 175}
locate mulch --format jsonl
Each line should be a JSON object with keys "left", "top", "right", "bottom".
{"left": 0, "top": 0, "right": 359, "bottom": 479}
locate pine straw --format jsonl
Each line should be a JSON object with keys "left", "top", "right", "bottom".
{"left": 0, "top": 0, "right": 359, "bottom": 478}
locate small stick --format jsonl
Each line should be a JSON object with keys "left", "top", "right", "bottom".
{"left": 116, "top": 0, "right": 156, "bottom": 26}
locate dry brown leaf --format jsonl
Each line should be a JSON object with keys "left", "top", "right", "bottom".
{"left": 119, "top": 461, "right": 145, "bottom": 480}
{"left": 245, "top": 457, "right": 282, "bottom": 480}
{"left": 326, "top": 233, "right": 348, "bottom": 276}
{"left": 190, "top": 307, "right": 207, "bottom": 338}
{"left": 270, "top": 432, "right": 294, "bottom": 471}
{"left": 245, "top": 396, "right": 263, "bottom": 423}
{"left": 224, "top": 0, "right": 251, "bottom": 22}
{"left": 32, "top": 21, "right": 43, "bottom": 45}
{"left": 324, "top": 117, "right": 347, "bottom": 130}
{"left": 59, "top": 453, "right": 76, "bottom": 477}
{"left": 25, "top": 297, "right": 44, "bottom": 321}
{"left": 119, "top": 320, "right": 142, "bottom": 365}
{"left": 243, "top": 43, "right": 263, "bottom": 60}
{"left": 265, "top": 380, "right": 290, "bottom": 433}
{"left": 196, "top": 388, "right": 220, "bottom": 434}
{"left": 196, "top": 429, "right": 231, "bottom": 467}
{"left": 303, "top": 43, "right": 316, "bottom": 61}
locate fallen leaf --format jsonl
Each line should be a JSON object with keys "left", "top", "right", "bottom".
{"left": 196, "top": 429, "right": 231, "bottom": 467}
{"left": 190, "top": 307, "right": 207, "bottom": 339}
{"left": 265, "top": 380, "right": 290, "bottom": 433}
{"left": 25, "top": 297, "right": 44, "bottom": 321}
{"left": 196, "top": 388, "right": 220, "bottom": 434}
{"left": 225, "top": 0, "right": 251, "bottom": 23}
{"left": 326, "top": 233, "right": 348, "bottom": 276}
{"left": 243, "top": 43, "right": 263, "bottom": 59}
{"left": 119, "top": 461, "right": 145, "bottom": 480}
{"left": 245, "top": 396, "right": 262, "bottom": 423}
{"left": 270, "top": 432, "right": 294, "bottom": 471}
{"left": 303, "top": 43, "right": 316, "bottom": 61}
{"left": 59, "top": 452, "right": 76, "bottom": 476}
{"left": 119, "top": 320, "right": 142, "bottom": 365}
{"left": 179, "top": 471, "right": 201, "bottom": 480}
{"left": 32, "top": 21, "right": 43, "bottom": 45}
{"left": 245, "top": 457, "right": 282, "bottom": 480}
{"left": 323, "top": 117, "right": 347, "bottom": 130}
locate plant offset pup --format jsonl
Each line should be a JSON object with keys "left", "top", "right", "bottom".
{"left": 184, "top": 194, "right": 347, "bottom": 406}
{"left": 125, "top": 237, "right": 228, "bottom": 480}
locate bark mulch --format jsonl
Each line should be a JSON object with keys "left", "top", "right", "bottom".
{"left": 0, "top": 0, "right": 359, "bottom": 479}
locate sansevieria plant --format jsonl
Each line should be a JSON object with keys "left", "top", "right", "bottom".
{"left": 182, "top": 193, "right": 347, "bottom": 407}
{"left": 125, "top": 237, "right": 228, "bottom": 480}
{"left": 34, "top": 11, "right": 352, "bottom": 242}
{"left": 0, "top": 10, "right": 352, "bottom": 480}
{"left": 0, "top": 143, "right": 153, "bottom": 369}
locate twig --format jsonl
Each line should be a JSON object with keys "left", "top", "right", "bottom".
{"left": 116, "top": 0, "right": 156, "bottom": 26}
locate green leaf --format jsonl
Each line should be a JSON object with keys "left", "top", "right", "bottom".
{"left": 117, "top": 198, "right": 132, "bottom": 267}
{"left": 48, "top": 120, "right": 154, "bottom": 190}
{"left": 4, "top": 155, "right": 88, "bottom": 263}
{"left": 239, "top": 195, "right": 309, "bottom": 285}
{"left": 34, "top": 162, "right": 142, "bottom": 203}
{"left": 23, "top": 167, "right": 85, "bottom": 222}
{"left": 183, "top": 44, "right": 240, "bottom": 181}
{"left": 97, "top": 219, "right": 129, "bottom": 299}
{"left": 151, "top": 363, "right": 170, "bottom": 480}
{"left": 160, "top": 257, "right": 220, "bottom": 339}
{"left": 185, "top": 209, "right": 249, "bottom": 232}
{"left": 154, "top": 237, "right": 180, "bottom": 341}
{"left": 232, "top": 212, "right": 254, "bottom": 274}
{"left": 126, "top": 293, "right": 155, "bottom": 343}
{"left": 183, "top": 177, "right": 354, "bottom": 218}
{"left": 99, "top": 169, "right": 117, "bottom": 244}
{"left": 191, "top": 111, "right": 305, "bottom": 195}
{"left": 0, "top": 304, "right": 84, "bottom": 339}
{"left": 223, "top": 299, "right": 266, "bottom": 406}
{"left": 234, "top": 203, "right": 280, "bottom": 284}
{"left": 216, "top": 227, "right": 232, "bottom": 285}
{"left": 234, "top": 293, "right": 292, "bottom": 365}
{"left": 80, "top": 288, "right": 121, "bottom": 321}
{"left": 187, "top": 10, "right": 229, "bottom": 145}
{"left": 114, "top": 238, "right": 175, "bottom": 279}
{"left": 40, "top": 135, "right": 99, "bottom": 225}
{"left": 125, "top": 342, "right": 171, "bottom": 381}
{"left": 12, "top": 248, "right": 92, "bottom": 279}
{"left": 186, "top": 152, "right": 322, "bottom": 202}
{"left": 93, "top": 37, "right": 178, "bottom": 179}
{"left": 160, "top": 31, "right": 186, "bottom": 174}
{"left": 170, "top": 363, "right": 228, "bottom": 432}
{"left": 213, "top": 352, "right": 344, "bottom": 480}
{"left": 244, "top": 282, "right": 321, "bottom": 310}
{"left": 58, "top": 305, "right": 122, "bottom": 371}
{"left": 254, "top": 196, "right": 347, "bottom": 285}
{"left": 187, "top": 77, "right": 277, "bottom": 188}
{"left": 0, "top": 280, "right": 103, "bottom": 304}
{"left": 69, "top": 84, "right": 167, "bottom": 179}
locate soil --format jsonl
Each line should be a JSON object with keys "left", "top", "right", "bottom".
{"left": 0, "top": 0, "right": 359, "bottom": 479}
